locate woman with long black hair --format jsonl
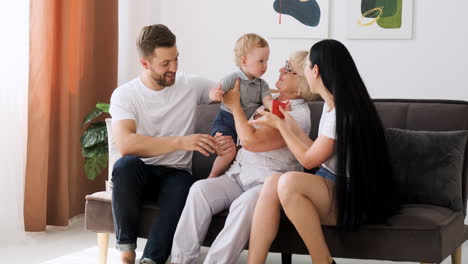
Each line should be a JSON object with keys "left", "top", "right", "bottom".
{"left": 247, "top": 39, "right": 400, "bottom": 264}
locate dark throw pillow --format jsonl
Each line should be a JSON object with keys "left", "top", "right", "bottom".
{"left": 386, "top": 128, "right": 468, "bottom": 212}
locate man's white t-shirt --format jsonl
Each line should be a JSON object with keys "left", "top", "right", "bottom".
{"left": 109, "top": 72, "right": 215, "bottom": 172}
{"left": 318, "top": 102, "right": 337, "bottom": 173}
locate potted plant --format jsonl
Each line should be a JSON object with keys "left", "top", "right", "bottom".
{"left": 81, "top": 102, "right": 110, "bottom": 180}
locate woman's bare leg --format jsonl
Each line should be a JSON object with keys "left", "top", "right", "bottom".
{"left": 247, "top": 173, "right": 282, "bottom": 264}
{"left": 277, "top": 171, "right": 336, "bottom": 264}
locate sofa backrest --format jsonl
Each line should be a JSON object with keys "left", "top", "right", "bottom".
{"left": 372, "top": 99, "right": 468, "bottom": 214}
{"left": 192, "top": 99, "right": 468, "bottom": 212}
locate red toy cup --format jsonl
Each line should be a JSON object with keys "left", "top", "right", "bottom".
{"left": 271, "top": 99, "right": 288, "bottom": 119}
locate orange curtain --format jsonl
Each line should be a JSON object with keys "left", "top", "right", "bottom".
{"left": 24, "top": 0, "right": 118, "bottom": 231}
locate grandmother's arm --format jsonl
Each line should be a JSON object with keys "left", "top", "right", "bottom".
{"left": 231, "top": 105, "right": 286, "bottom": 152}
{"left": 223, "top": 78, "right": 286, "bottom": 152}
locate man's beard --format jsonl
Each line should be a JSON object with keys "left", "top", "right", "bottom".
{"left": 151, "top": 70, "right": 176, "bottom": 87}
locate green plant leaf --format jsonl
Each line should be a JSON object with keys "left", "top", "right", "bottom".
{"left": 96, "top": 102, "right": 110, "bottom": 113}
{"left": 81, "top": 102, "right": 110, "bottom": 180}
{"left": 80, "top": 122, "right": 107, "bottom": 148}
{"left": 81, "top": 108, "right": 103, "bottom": 128}
{"left": 82, "top": 141, "right": 108, "bottom": 158}
{"left": 84, "top": 153, "right": 108, "bottom": 180}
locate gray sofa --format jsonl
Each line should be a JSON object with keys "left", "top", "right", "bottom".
{"left": 85, "top": 99, "right": 468, "bottom": 264}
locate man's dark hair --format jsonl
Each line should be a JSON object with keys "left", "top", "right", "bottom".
{"left": 136, "top": 24, "right": 176, "bottom": 58}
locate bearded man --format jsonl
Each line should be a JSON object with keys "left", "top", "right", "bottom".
{"left": 109, "top": 24, "right": 229, "bottom": 264}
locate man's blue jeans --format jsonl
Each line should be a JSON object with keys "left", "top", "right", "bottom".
{"left": 111, "top": 155, "right": 195, "bottom": 264}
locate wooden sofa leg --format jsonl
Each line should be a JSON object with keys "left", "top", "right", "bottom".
{"left": 452, "top": 246, "right": 462, "bottom": 264}
{"left": 97, "top": 232, "right": 109, "bottom": 264}
{"left": 281, "top": 253, "right": 292, "bottom": 264}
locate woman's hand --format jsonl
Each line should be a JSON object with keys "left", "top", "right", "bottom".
{"left": 279, "top": 106, "right": 301, "bottom": 133}
{"left": 248, "top": 108, "right": 283, "bottom": 129}
{"left": 222, "top": 78, "right": 241, "bottom": 110}
{"left": 249, "top": 105, "right": 301, "bottom": 132}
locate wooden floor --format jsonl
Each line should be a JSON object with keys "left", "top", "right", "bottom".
{"left": 1, "top": 215, "right": 464, "bottom": 264}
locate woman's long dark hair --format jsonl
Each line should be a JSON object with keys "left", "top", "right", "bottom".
{"left": 309, "top": 40, "right": 400, "bottom": 231}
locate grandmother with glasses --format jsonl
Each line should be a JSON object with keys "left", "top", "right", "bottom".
{"left": 170, "top": 50, "right": 319, "bottom": 264}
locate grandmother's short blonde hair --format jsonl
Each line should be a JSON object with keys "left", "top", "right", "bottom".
{"left": 289, "top": 50, "right": 321, "bottom": 101}
{"left": 234, "top": 33, "right": 269, "bottom": 67}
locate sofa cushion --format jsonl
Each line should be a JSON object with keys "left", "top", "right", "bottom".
{"left": 321, "top": 204, "right": 465, "bottom": 262}
{"left": 386, "top": 128, "right": 468, "bottom": 212}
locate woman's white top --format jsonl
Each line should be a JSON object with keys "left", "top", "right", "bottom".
{"left": 318, "top": 102, "right": 337, "bottom": 173}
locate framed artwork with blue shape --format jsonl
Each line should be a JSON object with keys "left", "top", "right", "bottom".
{"left": 266, "top": 0, "right": 329, "bottom": 39}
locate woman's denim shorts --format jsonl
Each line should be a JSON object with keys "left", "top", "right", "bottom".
{"left": 316, "top": 166, "right": 336, "bottom": 181}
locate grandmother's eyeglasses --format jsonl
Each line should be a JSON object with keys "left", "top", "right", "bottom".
{"left": 284, "top": 60, "right": 297, "bottom": 75}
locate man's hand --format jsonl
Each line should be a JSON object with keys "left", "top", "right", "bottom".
{"left": 180, "top": 134, "right": 218, "bottom": 156}
{"left": 209, "top": 84, "right": 224, "bottom": 102}
{"left": 213, "top": 132, "right": 236, "bottom": 156}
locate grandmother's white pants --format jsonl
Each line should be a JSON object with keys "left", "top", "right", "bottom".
{"left": 171, "top": 174, "right": 262, "bottom": 264}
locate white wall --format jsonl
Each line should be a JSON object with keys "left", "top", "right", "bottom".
{"left": 118, "top": 0, "right": 160, "bottom": 85}
{"left": 0, "top": 0, "right": 29, "bottom": 242}
{"left": 118, "top": 0, "right": 468, "bottom": 100}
